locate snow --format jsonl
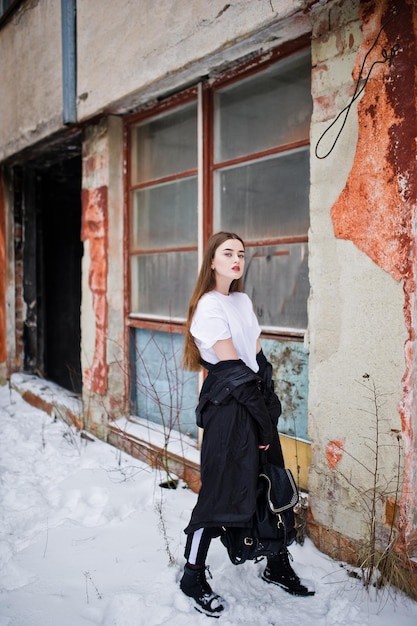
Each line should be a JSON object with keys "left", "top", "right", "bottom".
{"left": 1, "top": 383, "right": 417, "bottom": 626}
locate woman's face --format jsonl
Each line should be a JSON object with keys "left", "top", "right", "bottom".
{"left": 212, "top": 238, "right": 245, "bottom": 288}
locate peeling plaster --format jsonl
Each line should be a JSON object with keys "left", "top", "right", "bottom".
{"left": 81, "top": 186, "right": 109, "bottom": 395}
{"left": 330, "top": 0, "right": 415, "bottom": 282}
{"left": 330, "top": 0, "right": 417, "bottom": 556}
{"left": 326, "top": 438, "right": 345, "bottom": 469}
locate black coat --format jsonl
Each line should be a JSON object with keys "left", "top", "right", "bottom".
{"left": 185, "top": 355, "right": 283, "bottom": 534}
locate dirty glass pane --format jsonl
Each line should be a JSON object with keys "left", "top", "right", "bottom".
{"left": 131, "top": 250, "right": 197, "bottom": 319}
{"left": 213, "top": 147, "right": 309, "bottom": 240}
{"left": 131, "top": 102, "right": 197, "bottom": 184}
{"left": 214, "top": 50, "right": 312, "bottom": 163}
{"left": 260, "top": 337, "right": 309, "bottom": 440}
{"left": 131, "top": 328, "right": 199, "bottom": 439}
{"left": 243, "top": 242, "right": 309, "bottom": 329}
{"left": 131, "top": 176, "right": 197, "bottom": 250}
{"left": 0, "top": 0, "right": 16, "bottom": 18}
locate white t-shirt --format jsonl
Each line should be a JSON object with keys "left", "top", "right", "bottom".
{"left": 190, "top": 291, "right": 261, "bottom": 372}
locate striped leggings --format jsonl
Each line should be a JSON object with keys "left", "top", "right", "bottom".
{"left": 184, "top": 528, "right": 221, "bottom": 566}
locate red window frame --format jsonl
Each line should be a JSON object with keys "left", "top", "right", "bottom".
{"left": 124, "top": 35, "right": 311, "bottom": 342}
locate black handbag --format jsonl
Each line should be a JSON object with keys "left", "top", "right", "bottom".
{"left": 220, "top": 461, "right": 299, "bottom": 565}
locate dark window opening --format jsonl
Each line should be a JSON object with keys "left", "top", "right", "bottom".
{"left": 0, "top": 0, "right": 22, "bottom": 27}
{"left": 21, "top": 152, "right": 82, "bottom": 393}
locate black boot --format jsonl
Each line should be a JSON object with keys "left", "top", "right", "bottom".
{"left": 180, "top": 564, "right": 225, "bottom": 617}
{"left": 262, "top": 549, "right": 315, "bottom": 596}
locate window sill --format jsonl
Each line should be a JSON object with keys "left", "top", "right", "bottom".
{"left": 108, "top": 416, "right": 201, "bottom": 492}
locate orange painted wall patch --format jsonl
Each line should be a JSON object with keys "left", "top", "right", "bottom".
{"left": 81, "top": 186, "right": 109, "bottom": 395}
{"left": 330, "top": 0, "right": 415, "bottom": 282}
{"left": 326, "top": 438, "right": 345, "bottom": 470}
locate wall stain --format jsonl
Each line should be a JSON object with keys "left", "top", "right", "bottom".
{"left": 265, "top": 341, "right": 309, "bottom": 440}
{"left": 330, "top": 0, "right": 417, "bottom": 556}
{"left": 81, "top": 186, "right": 109, "bottom": 395}
{"left": 326, "top": 438, "right": 345, "bottom": 470}
{"left": 330, "top": 0, "right": 414, "bottom": 282}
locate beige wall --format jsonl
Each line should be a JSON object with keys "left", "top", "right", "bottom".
{"left": 0, "top": 0, "right": 63, "bottom": 160}
{"left": 0, "top": 0, "right": 311, "bottom": 161}
{"left": 76, "top": 0, "right": 310, "bottom": 118}
{"left": 308, "top": 0, "right": 410, "bottom": 555}
{"left": 80, "top": 116, "right": 126, "bottom": 436}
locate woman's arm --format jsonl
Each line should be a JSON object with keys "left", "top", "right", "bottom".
{"left": 214, "top": 337, "right": 270, "bottom": 450}
{"left": 212, "top": 338, "right": 239, "bottom": 361}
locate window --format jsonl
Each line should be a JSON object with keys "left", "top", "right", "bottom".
{"left": 127, "top": 47, "right": 312, "bottom": 438}
{"left": 0, "top": 0, "right": 20, "bottom": 24}
{"left": 212, "top": 52, "right": 311, "bottom": 329}
{"left": 129, "top": 101, "right": 198, "bottom": 320}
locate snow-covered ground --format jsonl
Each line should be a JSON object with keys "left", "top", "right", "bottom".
{"left": 1, "top": 383, "right": 417, "bottom": 626}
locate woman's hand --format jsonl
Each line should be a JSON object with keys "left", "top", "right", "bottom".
{"left": 258, "top": 444, "right": 270, "bottom": 451}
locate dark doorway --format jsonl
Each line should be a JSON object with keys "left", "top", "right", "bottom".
{"left": 21, "top": 151, "right": 83, "bottom": 393}
{"left": 40, "top": 157, "right": 82, "bottom": 393}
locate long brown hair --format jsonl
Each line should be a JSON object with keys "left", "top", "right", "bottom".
{"left": 183, "top": 231, "right": 245, "bottom": 371}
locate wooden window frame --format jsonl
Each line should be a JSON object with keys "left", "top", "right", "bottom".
{"left": 124, "top": 36, "right": 311, "bottom": 342}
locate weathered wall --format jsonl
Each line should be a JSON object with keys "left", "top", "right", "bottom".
{"left": 81, "top": 116, "right": 126, "bottom": 436}
{"left": 308, "top": 0, "right": 416, "bottom": 560}
{"left": 0, "top": 0, "right": 311, "bottom": 161}
{"left": 0, "top": 0, "right": 63, "bottom": 160}
{"left": 76, "top": 0, "right": 311, "bottom": 119}
{"left": 0, "top": 168, "right": 17, "bottom": 380}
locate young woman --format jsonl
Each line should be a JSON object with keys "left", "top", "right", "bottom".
{"left": 180, "top": 231, "right": 314, "bottom": 617}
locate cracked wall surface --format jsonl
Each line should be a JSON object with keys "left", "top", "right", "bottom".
{"left": 80, "top": 118, "right": 126, "bottom": 435}
{"left": 330, "top": 0, "right": 416, "bottom": 283}
{"left": 308, "top": 0, "right": 416, "bottom": 561}
{"left": 329, "top": 0, "right": 417, "bottom": 556}
{"left": 81, "top": 185, "right": 109, "bottom": 395}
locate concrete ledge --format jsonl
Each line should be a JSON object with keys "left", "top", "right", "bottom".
{"left": 9, "top": 373, "right": 201, "bottom": 491}
{"left": 10, "top": 373, "right": 84, "bottom": 429}
{"left": 9, "top": 373, "right": 309, "bottom": 505}
{"left": 108, "top": 422, "right": 201, "bottom": 493}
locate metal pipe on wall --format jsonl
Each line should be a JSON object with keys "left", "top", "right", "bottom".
{"left": 61, "top": 0, "right": 77, "bottom": 125}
